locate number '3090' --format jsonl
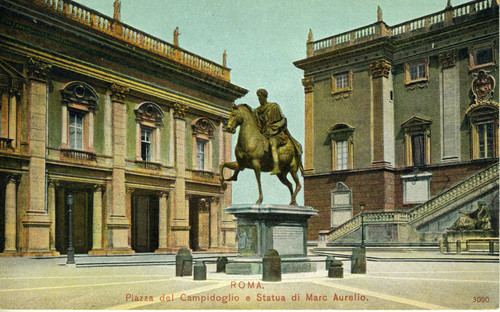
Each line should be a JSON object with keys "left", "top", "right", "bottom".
{"left": 473, "top": 297, "right": 490, "bottom": 303}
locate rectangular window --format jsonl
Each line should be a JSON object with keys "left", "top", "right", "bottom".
{"left": 336, "top": 140, "right": 348, "bottom": 170}
{"left": 477, "top": 122, "right": 494, "bottom": 158}
{"left": 69, "top": 111, "right": 83, "bottom": 150}
{"left": 409, "top": 63, "right": 425, "bottom": 80}
{"left": 141, "top": 128, "right": 152, "bottom": 161}
{"left": 196, "top": 138, "right": 207, "bottom": 170}
{"left": 335, "top": 73, "right": 349, "bottom": 89}
{"left": 411, "top": 134, "right": 425, "bottom": 166}
{"left": 474, "top": 47, "right": 493, "bottom": 66}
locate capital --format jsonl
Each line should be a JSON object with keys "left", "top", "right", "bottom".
{"left": 439, "top": 50, "right": 456, "bottom": 69}
{"left": 110, "top": 83, "right": 129, "bottom": 103}
{"left": 173, "top": 103, "right": 188, "bottom": 119}
{"left": 302, "top": 77, "right": 315, "bottom": 93}
{"left": 370, "top": 60, "right": 391, "bottom": 79}
{"left": 94, "top": 184, "right": 106, "bottom": 192}
{"left": 28, "top": 58, "right": 52, "bottom": 82}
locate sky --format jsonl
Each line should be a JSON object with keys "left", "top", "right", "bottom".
{"left": 76, "top": 0, "right": 471, "bottom": 206}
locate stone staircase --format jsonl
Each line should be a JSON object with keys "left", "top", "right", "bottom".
{"left": 319, "top": 163, "right": 499, "bottom": 245}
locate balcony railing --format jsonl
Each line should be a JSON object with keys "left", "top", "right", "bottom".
{"left": 61, "top": 148, "right": 96, "bottom": 161}
{"left": 309, "top": 0, "right": 497, "bottom": 57}
{"left": 136, "top": 160, "right": 162, "bottom": 171}
{"left": 33, "top": 0, "right": 230, "bottom": 81}
{"left": 0, "top": 137, "right": 13, "bottom": 150}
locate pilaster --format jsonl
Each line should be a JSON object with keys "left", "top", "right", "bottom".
{"left": 22, "top": 58, "right": 53, "bottom": 255}
{"left": 155, "top": 191, "right": 169, "bottom": 252}
{"left": 107, "top": 83, "right": 133, "bottom": 253}
{"left": 2, "top": 175, "right": 19, "bottom": 254}
{"left": 302, "top": 76, "right": 315, "bottom": 172}
{"left": 90, "top": 185, "right": 105, "bottom": 254}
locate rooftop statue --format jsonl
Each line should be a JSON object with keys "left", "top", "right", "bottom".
{"left": 220, "top": 89, "right": 304, "bottom": 205}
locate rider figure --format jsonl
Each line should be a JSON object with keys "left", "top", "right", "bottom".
{"left": 253, "top": 89, "right": 287, "bottom": 175}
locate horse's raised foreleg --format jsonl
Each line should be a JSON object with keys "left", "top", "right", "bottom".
{"left": 219, "top": 161, "right": 240, "bottom": 186}
{"left": 290, "top": 167, "right": 302, "bottom": 206}
{"left": 277, "top": 172, "right": 295, "bottom": 205}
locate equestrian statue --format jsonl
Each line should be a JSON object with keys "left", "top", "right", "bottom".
{"left": 220, "top": 89, "right": 304, "bottom": 205}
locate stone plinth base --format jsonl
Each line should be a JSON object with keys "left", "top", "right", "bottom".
{"left": 443, "top": 229, "right": 496, "bottom": 252}
{"left": 225, "top": 204, "right": 318, "bottom": 257}
{"left": 226, "top": 258, "right": 317, "bottom": 275}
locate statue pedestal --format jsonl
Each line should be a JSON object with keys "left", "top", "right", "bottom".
{"left": 443, "top": 229, "right": 495, "bottom": 252}
{"left": 224, "top": 204, "right": 318, "bottom": 274}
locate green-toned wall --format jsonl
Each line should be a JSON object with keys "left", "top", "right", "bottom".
{"left": 313, "top": 69, "right": 372, "bottom": 173}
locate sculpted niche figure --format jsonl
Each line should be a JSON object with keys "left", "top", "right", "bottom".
{"left": 220, "top": 89, "right": 304, "bottom": 205}
{"left": 449, "top": 201, "right": 491, "bottom": 231}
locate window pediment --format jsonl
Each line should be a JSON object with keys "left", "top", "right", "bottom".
{"left": 401, "top": 116, "right": 432, "bottom": 132}
{"left": 191, "top": 117, "right": 216, "bottom": 138}
{"left": 134, "top": 102, "right": 165, "bottom": 127}
{"left": 60, "top": 82, "right": 99, "bottom": 110}
{"left": 328, "top": 123, "right": 354, "bottom": 140}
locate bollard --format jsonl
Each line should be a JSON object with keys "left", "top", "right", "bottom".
{"left": 351, "top": 247, "right": 366, "bottom": 274}
{"left": 328, "top": 259, "right": 343, "bottom": 278}
{"left": 325, "top": 255, "right": 335, "bottom": 270}
{"left": 216, "top": 257, "right": 228, "bottom": 273}
{"left": 262, "top": 249, "right": 281, "bottom": 282}
{"left": 439, "top": 239, "right": 445, "bottom": 253}
{"left": 175, "top": 248, "right": 193, "bottom": 277}
{"left": 193, "top": 261, "right": 207, "bottom": 280}
{"left": 456, "top": 240, "right": 461, "bottom": 254}
{"left": 489, "top": 240, "right": 495, "bottom": 254}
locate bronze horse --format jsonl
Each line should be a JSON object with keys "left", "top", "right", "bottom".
{"left": 220, "top": 104, "right": 304, "bottom": 205}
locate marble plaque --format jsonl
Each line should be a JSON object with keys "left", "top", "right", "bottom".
{"left": 272, "top": 226, "right": 304, "bottom": 255}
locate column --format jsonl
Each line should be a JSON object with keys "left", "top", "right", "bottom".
{"left": 135, "top": 123, "right": 141, "bottom": 160}
{"left": 61, "top": 104, "right": 68, "bottom": 148}
{"left": 8, "top": 91, "right": 18, "bottom": 147}
{"left": 107, "top": 83, "right": 132, "bottom": 253}
{"left": 3, "top": 176, "right": 18, "bottom": 253}
{"left": 302, "top": 77, "right": 315, "bottom": 172}
{"left": 88, "top": 110, "right": 94, "bottom": 151}
{"left": 156, "top": 191, "right": 168, "bottom": 251}
{"left": 91, "top": 185, "right": 104, "bottom": 252}
{"left": 47, "top": 180, "right": 57, "bottom": 252}
{"left": 23, "top": 58, "right": 52, "bottom": 255}
{"left": 209, "top": 197, "right": 219, "bottom": 249}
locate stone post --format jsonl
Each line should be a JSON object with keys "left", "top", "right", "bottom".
{"left": 193, "top": 261, "right": 207, "bottom": 280}
{"left": 328, "top": 259, "right": 344, "bottom": 278}
{"left": 216, "top": 256, "right": 228, "bottom": 272}
{"left": 175, "top": 248, "right": 193, "bottom": 277}
{"left": 325, "top": 255, "right": 335, "bottom": 270}
{"left": 351, "top": 247, "right": 366, "bottom": 274}
{"left": 262, "top": 249, "right": 281, "bottom": 282}
{"left": 456, "top": 240, "right": 462, "bottom": 254}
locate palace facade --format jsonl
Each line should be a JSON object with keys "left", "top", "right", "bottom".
{"left": 295, "top": 0, "right": 499, "bottom": 244}
{"left": 0, "top": 0, "right": 247, "bottom": 256}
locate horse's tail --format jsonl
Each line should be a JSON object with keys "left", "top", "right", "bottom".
{"left": 299, "top": 158, "right": 305, "bottom": 176}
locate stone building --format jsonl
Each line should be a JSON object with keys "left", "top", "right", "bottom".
{"left": 294, "top": 0, "right": 499, "bottom": 244}
{"left": 0, "top": 0, "right": 247, "bottom": 256}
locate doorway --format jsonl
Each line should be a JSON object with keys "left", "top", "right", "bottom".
{"left": 189, "top": 197, "right": 210, "bottom": 251}
{"left": 56, "top": 189, "right": 92, "bottom": 254}
{"left": 132, "top": 195, "right": 159, "bottom": 253}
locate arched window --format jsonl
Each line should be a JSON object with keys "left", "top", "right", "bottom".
{"left": 328, "top": 123, "right": 354, "bottom": 171}
{"left": 134, "top": 102, "right": 165, "bottom": 164}
{"left": 191, "top": 117, "right": 216, "bottom": 171}
{"left": 59, "top": 82, "right": 99, "bottom": 159}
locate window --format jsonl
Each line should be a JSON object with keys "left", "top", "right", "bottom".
{"left": 331, "top": 71, "right": 352, "bottom": 95}
{"left": 328, "top": 124, "right": 354, "bottom": 171}
{"left": 330, "top": 182, "right": 353, "bottom": 228}
{"left": 134, "top": 102, "right": 165, "bottom": 165}
{"left": 409, "top": 63, "right": 425, "bottom": 80}
{"left": 196, "top": 138, "right": 207, "bottom": 170}
{"left": 69, "top": 111, "right": 84, "bottom": 150}
{"left": 471, "top": 120, "right": 498, "bottom": 160}
{"left": 191, "top": 117, "right": 216, "bottom": 172}
{"left": 404, "top": 59, "right": 429, "bottom": 86}
{"left": 401, "top": 117, "right": 431, "bottom": 167}
{"left": 60, "top": 82, "right": 99, "bottom": 159}
{"left": 141, "top": 127, "right": 152, "bottom": 161}
{"left": 336, "top": 140, "right": 349, "bottom": 170}
{"left": 470, "top": 46, "right": 495, "bottom": 70}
